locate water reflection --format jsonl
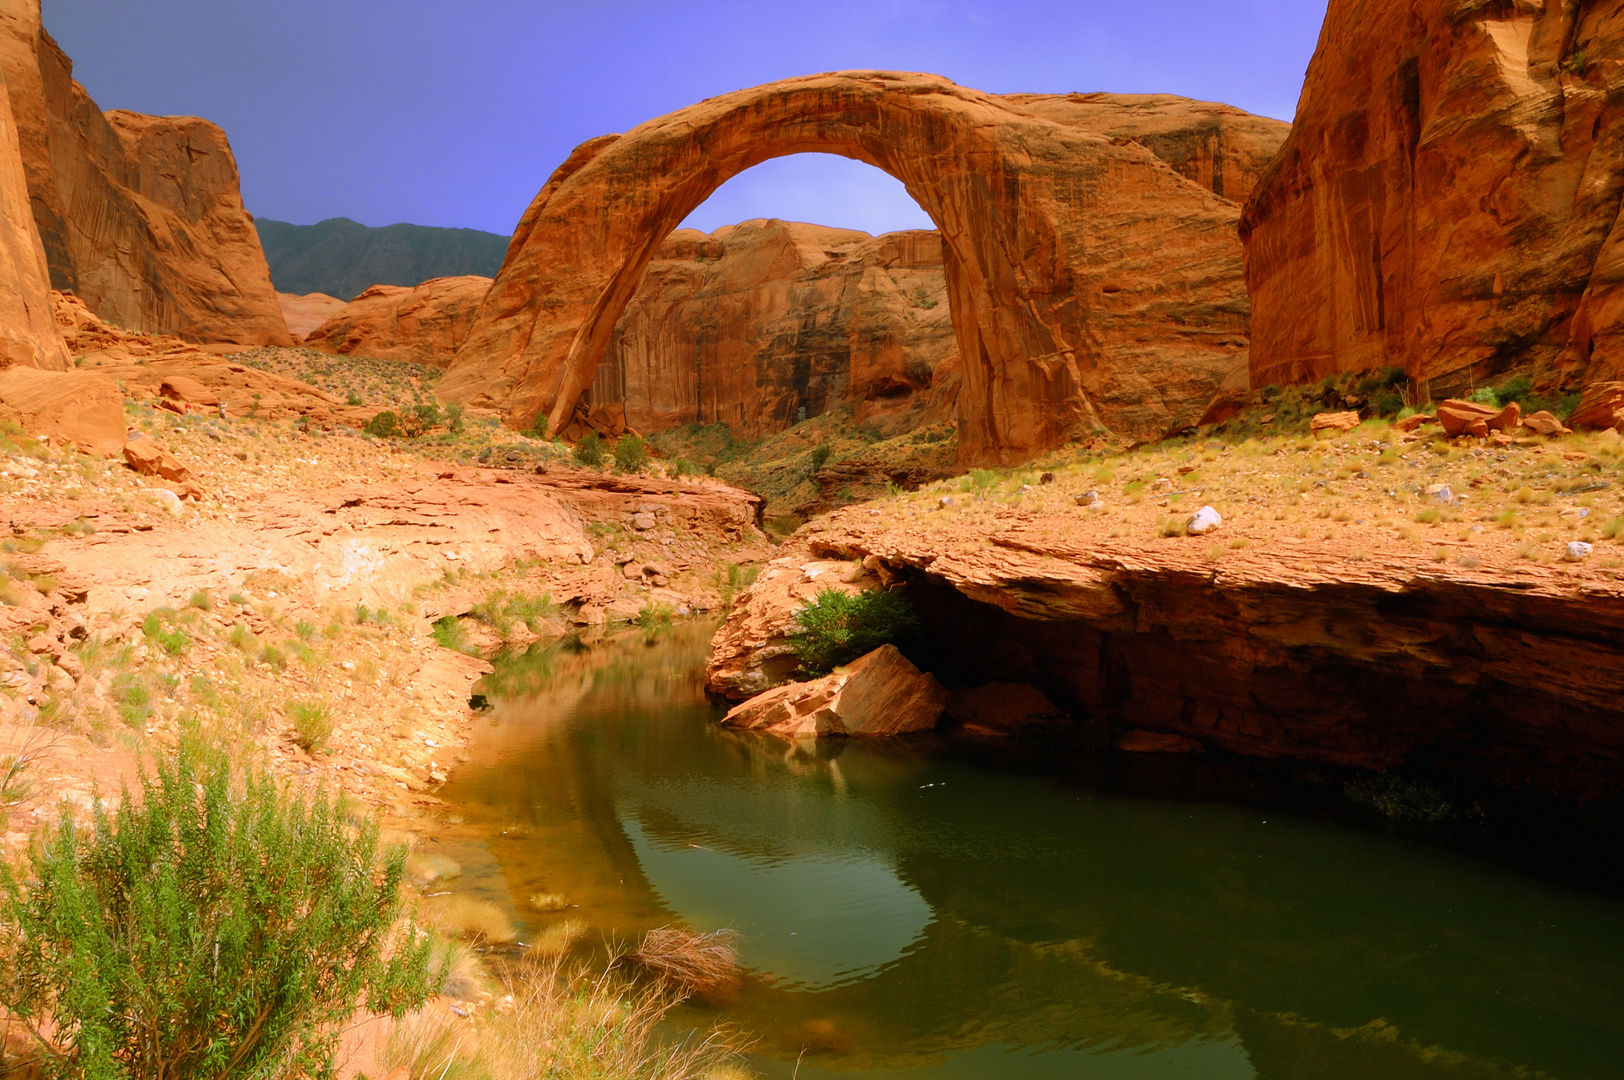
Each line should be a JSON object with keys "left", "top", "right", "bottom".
{"left": 434, "top": 623, "right": 1624, "bottom": 1079}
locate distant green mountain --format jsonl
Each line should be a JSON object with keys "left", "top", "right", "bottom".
{"left": 254, "top": 217, "right": 511, "bottom": 301}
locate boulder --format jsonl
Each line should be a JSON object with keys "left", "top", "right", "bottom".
{"left": 304, "top": 276, "right": 491, "bottom": 367}
{"left": 123, "top": 437, "right": 197, "bottom": 490}
{"left": 1568, "top": 382, "right": 1624, "bottom": 433}
{"left": 441, "top": 74, "right": 1287, "bottom": 461}
{"left": 0, "top": 6, "right": 288, "bottom": 345}
{"left": 1186, "top": 506, "right": 1223, "bottom": 535}
{"left": 158, "top": 375, "right": 220, "bottom": 407}
{"left": 1521, "top": 410, "right": 1572, "bottom": 437}
{"left": 1115, "top": 730, "right": 1203, "bottom": 754}
{"left": 1393, "top": 413, "right": 1434, "bottom": 433}
{"left": 0, "top": 366, "right": 122, "bottom": 455}
{"left": 720, "top": 644, "right": 948, "bottom": 738}
{"left": 1437, "top": 399, "right": 1520, "bottom": 438}
{"left": 0, "top": 77, "right": 67, "bottom": 371}
{"left": 1310, "top": 410, "right": 1360, "bottom": 437}
{"left": 704, "top": 559, "right": 862, "bottom": 700}
{"left": 1241, "top": 0, "right": 1624, "bottom": 394}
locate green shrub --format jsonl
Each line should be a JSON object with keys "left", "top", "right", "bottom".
{"left": 345, "top": 391, "right": 364, "bottom": 406}
{"left": 364, "top": 410, "right": 401, "bottom": 438}
{"left": 432, "top": 615, "right": 474, "bottom": 655}
{"left": 445, "top": 403, "right": 466, "bottom": 434}
{"left": 613, "top": 433, "right": 650, "bottom": 474}
{"left": 286, "top": 699, "right": 333, "bottom": 752}
{"left": 140, "top": 612, "right": 190, "bottom": 657}
{"left": 0, "top": 743, "right": 435, "bottom": 1080}
{"left": 259, "top": 644, "right": 287, "bottom": 672}
{"left": 1346, "top": 771, "right": 1454, "bottom": 824}
{"left": 1494, "top": 374, "right": 1533, "bottom": 406}
{"left": 402, "top": 402, "right": 442, "bottom": 437}
{"left": 807, "top": 443, "right": 832, "bottom": 477}
{"left": 667, "top": 457, "right": 696, "bottom": 479}
{"left": 573, "top": 431, "right": 604, "bottom": 468}
{"left": 788, "top": 587, "right": 921, "bottom": 677}
{"left": 185, "top": 590, "right": 211, "bottom": 611}
{"left": 633, "top": 601, "right": 674, "bottom": 629}
{"left": 1467, "top": 386, "right": 1500, "bottom": 407}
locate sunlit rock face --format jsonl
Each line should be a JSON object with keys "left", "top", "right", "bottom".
{"left": 0, "top": 0, "right": 288, "bottom": 345}
{"left": 440, "top": 72, "right": 1287, "bottom": 463}
{"left": 1242, "top": 0, "right": 1624, "bottom": 396}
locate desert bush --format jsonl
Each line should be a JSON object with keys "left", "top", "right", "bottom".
{"left": 0, "top": 743, "right": 435, "bottom": 1080}
{"left": 365, "top": 410, "right": 401, "bottom": 438}
{"left": 445, "top": 402, "right": 466, "bottom": 433}
{"left": 614, "top": 433, "right": 651, "bottom": 474}
{"left": 1346, "top": 771, "right": 1454, "bottom": 824}
{"left": 788, "top": 587, "right": 921, "bottom": 677}
{"left": 574, "top": 431, "right": 605, "bottom": 468}
{"left": 432, "top": 615, "right": 475, "bottom": 655}
{"left": 286, "top": 698, "right": 333, "bottom": 751}
{"left": 807, "top": 443, "right": 832, "bottom": 477}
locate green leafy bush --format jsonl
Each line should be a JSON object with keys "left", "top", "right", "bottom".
{"left": 432, "top": 615, "right": 474, "bottom": 654}
{"left": 0, "top": 744, "right": 435, "bottom": 1080}
{"left": 613, "top": 433, "right": 650, "bottom": 474}
{"left": 807, "top": 443, "right": 832, "bottom": 477}
{"left": 788, "top": 587, "right": 921, "bottom": 677}
{"left": 364, "top": 410, "right": 401, "bottom": 438}
{"left": 286, "top": 699, "right": 333, "bottom": 751}
{"left": 1467, "top": 386, "right": 1500, "bottom": 407}
{"left": 445, "top": 403, "right": 466, "bottom": 434}
{"left": 573, "top": 431, "right": 604, "bottom": 468}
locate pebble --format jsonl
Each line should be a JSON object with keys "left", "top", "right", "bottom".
{"left": 1075, "top": 491, "right": 1099, "bottom": 507}
{"left": 1564, "top": 541, "right": 1593, "bottom": 562}
{"left": 939, "top": 496, "right": 956, "bottom": 509}
{"left": 1186, "top": 506, "right": 1223, "bottom": 535}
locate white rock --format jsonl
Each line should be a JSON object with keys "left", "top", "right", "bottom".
{"left": 1564, "top": 541, "right": 1594, "bottom": 562}
{"left": 1186, "top": 506, "right": 1223, "bottom": 535}
{"left": 150, "top": 488, "right": 183, "bottom": 516}
{"left": 1075, "top": 490, "right": 1099, "bottom": 507}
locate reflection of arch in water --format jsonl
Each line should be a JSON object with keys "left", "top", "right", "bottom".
{"left": 440, "top": 71, "right": 1252, "bottom": 464}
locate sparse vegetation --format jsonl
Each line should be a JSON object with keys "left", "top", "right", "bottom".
{"left": 788, "top": 587, "right": 921, "bottom": 676}
{"left": 574, "top": 431, "right": 605, "bottom": 468}
{"left": 0, "top": 743, "right": 436, "bottom": 1080}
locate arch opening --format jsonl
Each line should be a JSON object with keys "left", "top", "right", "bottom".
{"left": 584, "top": 153, "right": 957, "bottom": 447}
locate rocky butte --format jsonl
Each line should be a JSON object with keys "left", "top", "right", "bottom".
{"left": 0, "top": 0, "right": 288, "bottom": 345}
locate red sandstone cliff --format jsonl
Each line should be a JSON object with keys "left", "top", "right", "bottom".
{"left": 597, "top": 220, "right": 959, "bottom": 438}
{"left": 1241, "top": 0, "right": 1624, "bottom": 396}
{"left": 0, "top": 79, "right": 67, "bottom": 371}
{"left": 0, "top": 0, "right": 289, "bottom": 346}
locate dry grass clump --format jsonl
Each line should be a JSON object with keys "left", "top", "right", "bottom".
{"left": 421, "top": 894, "right": 519, "bottom": 945}
{"left": 384, "top": 955, "right": 752, "bottom": 1080}
{"left": 629, "top": 926, "right": 741, "bottom": 993}
{"left": 406, "top": 851, "right": 463, "bottom": 887}
{"left": 530, "top": 918, "right": 588, "bottom": 958}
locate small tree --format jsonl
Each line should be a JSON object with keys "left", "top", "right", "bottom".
{"left": 0, "top": 743, "right": 436, "bottom": 1080}
{"left": 574, "top": 431, "right": 604, "bottom": 468}
{"left": 787, "top": 587, "right": 921, "bottom": 677}
{"left": 613, "top": 433, "right": 650, "bottom": 474}
{"left": 364, "top": 410, "right": 400, "bottom": 438}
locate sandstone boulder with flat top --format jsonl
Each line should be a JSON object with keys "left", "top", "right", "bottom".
{"left": 721, "top": 644, "right": 947, "bottom": 738}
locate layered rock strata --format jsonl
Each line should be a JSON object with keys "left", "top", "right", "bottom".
{"left": 304, "top": 276, "right": 492, "bottom": 367}
{"left": 1241, "top": 0, "right": 1624, "bottom": 396}
{"left": 0, "top": 0, "right": 288, "bottom": 345}
{"left": 712, "top": 509, "right": 1624, "bottom": 800}
{"left": 442, "top": 73, "right": 1287, "bottom": 462}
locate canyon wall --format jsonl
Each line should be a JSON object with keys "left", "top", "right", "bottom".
{"left": 441, "top": 73, "right": 1286, "bottom": 463}
{"left": 596, "top": 220, "right": 958, "bottom": 438}
{"left": 0, "top": 0, "right": 288, "bottom": 345}
{"left": 0, "top": 79, "right": 67, "bottom": 370}
{"left": 1242, "top": 0, "right": 1624, "bottom": 397}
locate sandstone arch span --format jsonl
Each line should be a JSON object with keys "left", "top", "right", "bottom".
{"left": 439, "top": 72, "right": 1263, "bottom": 463}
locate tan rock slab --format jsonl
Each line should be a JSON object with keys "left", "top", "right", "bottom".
{"left": 721, "top": 644, "right": 947, "bottom": 738}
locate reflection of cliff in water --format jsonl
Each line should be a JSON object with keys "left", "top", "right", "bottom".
{"left": 439, "top": 623, "right": 1624, "bottom": 1080}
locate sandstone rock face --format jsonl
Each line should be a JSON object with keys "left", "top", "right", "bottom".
{"left": 0, "top": 1, "right": 289, "bottom": 346}
{"left": 442, "top": 73, "right": 1272, "bottom": 463}
{"left": 277, "top": 292, "right": 348, "bottom": 340}
{"left": 305, "top": 276, "right": 492, "bottom": 367}
{"left": 0, "top": 366, "right": 123, "bottom": 455}
{"left": 598, "top": 221, "right": 957, "bottom": 438}
{"left": 0, "top": 78, "right": 67, "bottom": 371}
{"left": 721, "top": 644, "right": 947, "bottom": 738}
{"left": 1242, "top": 0, "right": 1624, "bottom": 395}
{"left": 1569, "top": 381, "right": 1624, "bottom": 432}
{"left": 705, "top": 557, "right": 865, "bottom": 700}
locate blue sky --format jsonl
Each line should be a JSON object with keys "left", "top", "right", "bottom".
{"left": 44, "top": 1, "right": 1328, "bottom": 237}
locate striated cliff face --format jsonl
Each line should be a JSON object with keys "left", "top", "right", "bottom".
{"left": 303, "top": 276, "right": 492, "bottom": 367}
{"left": 711, "top": 506, "right": 1624, "bottom": 802}
{"left": 441, "top": 74, "right": 1283, "bottom": 462}
{"left": 0, "top": 0, "right": 288, "bottom": 345}
{"left": 1242, "top": 0, "right": 1624, "bottom": 396}
{"left": 0, "top": 79, "right": 67, "bottom": 370}
{"left": 595, "top": 220, "right": 958, "bottom": 438}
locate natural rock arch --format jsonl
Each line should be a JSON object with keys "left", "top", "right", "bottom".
{"left": 439, "top": 72, "right": 1258, "bottom": 463}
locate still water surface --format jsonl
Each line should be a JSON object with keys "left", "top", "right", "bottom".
{"left": 436, "top": 622, "right": 1624, "bottom": 1079}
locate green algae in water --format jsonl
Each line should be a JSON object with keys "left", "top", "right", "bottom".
{"left": 433, "top": 623, "right": 1624, "bottom": 1078}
